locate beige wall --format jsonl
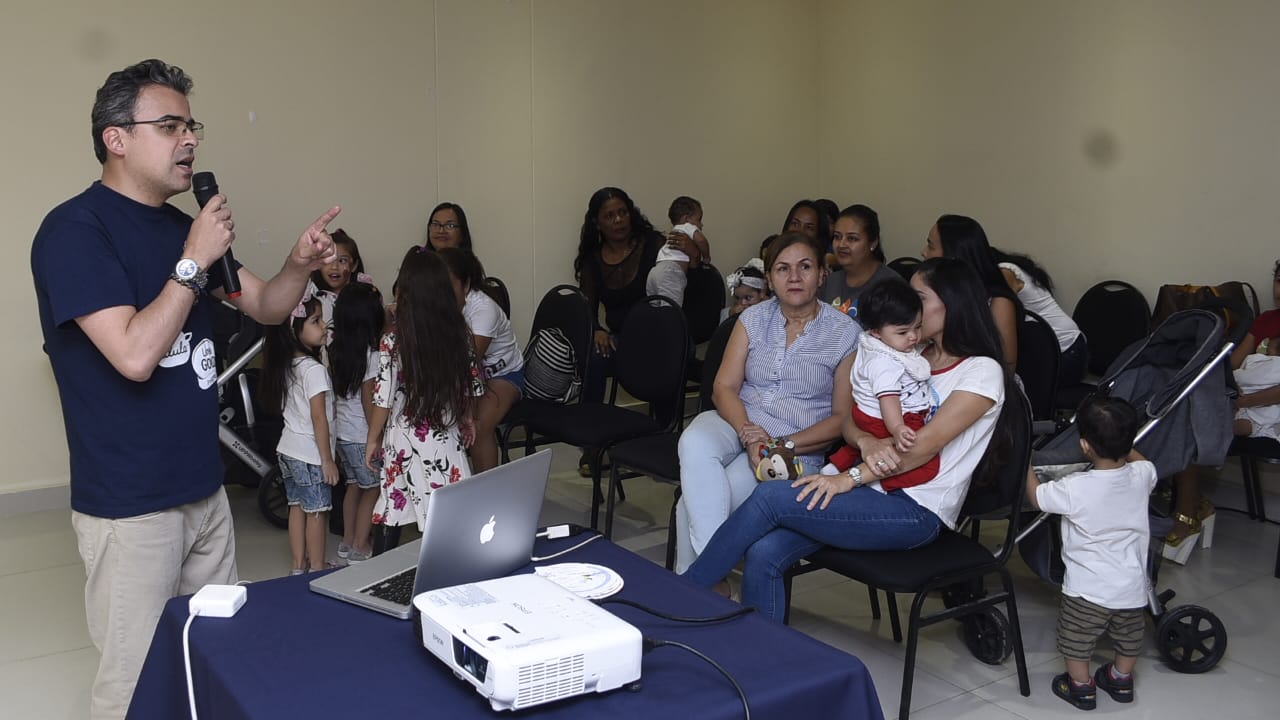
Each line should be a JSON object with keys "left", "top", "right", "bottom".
{"left": 2, "top": 0, "right": 817, "bottom": 500}
{"left": 11, "top": 0, "right": 1278, "bottom": 502}
{"left": 817, "top": 0, "right": 1280, "bottom": 309}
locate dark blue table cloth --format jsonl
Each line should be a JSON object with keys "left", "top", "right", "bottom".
{"left": 128, "top": 537, "right": 883, "bottom": 719}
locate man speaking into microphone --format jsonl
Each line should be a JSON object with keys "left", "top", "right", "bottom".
{"left": 30, "top": 59, "right": 340, "bottom": 720}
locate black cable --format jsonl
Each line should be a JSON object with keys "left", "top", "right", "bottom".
{"left": 643, "top": 638, "right": 750, "bottom": 720}
{"left": 598, "top": 597, "right": 755, "bottom": 624}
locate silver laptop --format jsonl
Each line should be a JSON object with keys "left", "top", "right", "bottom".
{"left": 309, "top": 449, "right": 553, "bottom": 619}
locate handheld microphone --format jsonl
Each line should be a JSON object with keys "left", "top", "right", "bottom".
{"left": 192, "top": 171, "right": 241, "bottom": 298}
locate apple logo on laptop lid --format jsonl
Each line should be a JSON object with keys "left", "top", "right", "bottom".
{"left": 480, "top": 515, "right": 496, "bottom": 544}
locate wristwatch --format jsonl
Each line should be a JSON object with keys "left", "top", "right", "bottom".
{"left": 171, "top": 258, "right": 208, "bottom": 295}
{"left": 847, "top": 465, "right": 864, "bottom": 488}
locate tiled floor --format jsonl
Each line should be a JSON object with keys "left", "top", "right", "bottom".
{"left": 3, "top": 449, "right": 1278, "bottom": 719}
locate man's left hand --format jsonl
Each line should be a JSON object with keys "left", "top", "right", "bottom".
{"left": 291, "top": 206, "right": 342, "bottom": 271}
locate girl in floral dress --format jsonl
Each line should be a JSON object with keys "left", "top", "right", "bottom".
{"left": 364, "top": 248, "right": 484, "bottom": 531}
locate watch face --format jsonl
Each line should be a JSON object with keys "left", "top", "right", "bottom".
{"left": 175, "top": 258, "right": 199, "bottom": 280}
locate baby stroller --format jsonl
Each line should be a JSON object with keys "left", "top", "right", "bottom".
{"left": 212, "top": 301, "right": 289, "bottom": 529}
{"left": 1018, "top": 307, "right": 1242, "bottom": 674}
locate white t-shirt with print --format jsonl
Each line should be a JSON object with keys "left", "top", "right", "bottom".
{"left": 1035, "top": 460, "right": 1158, "bottom": 609}
{"left": 901, "top": 356, "right": 1005, "bottom": 529}
{"left": 852, "top": 333, "right": 934, "bottom": 418}
{"left": 333, "top": 348, "right": 380, "bottom": 443}
{"left": 276, "top": 356, "right": 335, "bottom": 465}
{"left": 463, "top": 289, "right": 523, "bottom": 379}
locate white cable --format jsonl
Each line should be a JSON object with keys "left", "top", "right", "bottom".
{"left": 530, "top": 534, "right": 602, "bottom": 562}
{"left": 183, "top": 611, "right": 199, "bottom": 720}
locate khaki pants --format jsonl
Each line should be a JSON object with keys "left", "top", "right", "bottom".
{"left": 72, "top": 488, "right": 238, "bottom": 720}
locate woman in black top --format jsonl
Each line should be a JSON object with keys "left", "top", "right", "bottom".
{"left": 574, "top": 187, "right": 666, "bottom": 402}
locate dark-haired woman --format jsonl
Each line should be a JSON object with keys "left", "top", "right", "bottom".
{"left": 922, "top": 214, "right": 1019, "bottom": 374}
{"left": 994, "top": 248, "right": 1087, "bottom": 385}
{"left": 573, "top": 187, "right": 665, "bottom": 398}
{"left": 821, "top": 204, "right": 902, "bottom": 320}
{"left": 424, "top": 202, "right": 473, "bottom": 252}
{"left": 683, "top": 258, "right": 1008, "bottom": 621}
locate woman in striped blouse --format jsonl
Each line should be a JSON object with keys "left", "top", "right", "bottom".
{"left": 675, "top": 232, "right": 859, "bottom": 574}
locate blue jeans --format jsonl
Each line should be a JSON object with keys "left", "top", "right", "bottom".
{"left": 683, "top": 480, "right": 943, "bottom": 622}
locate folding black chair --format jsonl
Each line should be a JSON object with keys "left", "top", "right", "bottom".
{"left": 481, "top": 275, "right": 511, "bottom": 318}
{"left": 783, "top": 386, "right": 1033, "bottom": 720}
{"left": 1056, "top": 280, "right": 1150, "bottom": 412}
{"left": 1016, "top": 310, "right": 1060, "bottom": 434}
{"left": 515, "top": 296, "right": 689, "bottom": 529}
{"left": 603, "top": 314, "right": 737, "bottom": 562}
{"left": 498, "top": 285, "right": 594, "bottom": 464}
{"left": 887, "top": 256, "right": 922, "bottom": 281}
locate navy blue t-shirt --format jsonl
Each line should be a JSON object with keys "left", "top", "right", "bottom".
{"left": 32, "top": 182, "right": 228, "bottom": 518}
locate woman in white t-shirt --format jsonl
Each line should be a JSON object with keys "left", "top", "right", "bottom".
{"left": 994, "top": 248, "right": 1088, "bottom": 386}
{"left": 683, "top": 257, "right": 1009, "bottom": 621}
{"left": 439, "top": 248, "right": 525, "bottom": 472}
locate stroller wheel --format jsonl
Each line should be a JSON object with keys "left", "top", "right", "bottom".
{"left": 962, "top": 608, "right": 1013, "bottom": 665}
{"left": 1156, "top": 604, "right": 1227, "bottom": 673}
{"left": 257, "top": 468, "right": 289, "bottom": 529}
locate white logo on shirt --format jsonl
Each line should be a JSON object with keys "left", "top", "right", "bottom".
{"left": 159, "top": 332, "right": 192, "bottom": 368}
{"left": 192, "top": 338, "right": 217, "bottom": 390}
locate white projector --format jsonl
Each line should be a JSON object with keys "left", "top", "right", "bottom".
{"left": 413, "top": 573, "right": 643, "bottom": 711}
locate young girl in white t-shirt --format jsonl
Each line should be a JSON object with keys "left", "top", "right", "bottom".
{"left": 438, "top": 248, "right": 524, "bottom": 472}
{"left": 260, "top": 294, "right": 336, "bottom": 574}
{"left": 329, "top": 282, "right": 385, "bottom": 563}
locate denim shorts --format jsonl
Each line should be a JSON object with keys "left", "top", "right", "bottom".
{"left": 277, "top": 454, "right": 332, "bottom": 513}
{"left": 492, "top": 366, "right": 526, "bottom": 397}
{"left": 336, "top": 442, "right": 379, "bottom": 489}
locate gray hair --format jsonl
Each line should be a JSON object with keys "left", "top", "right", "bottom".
{"left": 91, "top": 59, "right": 194, "bottom": 164}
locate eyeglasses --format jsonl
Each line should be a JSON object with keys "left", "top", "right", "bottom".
{"left": 120, "top": 116, "right": 205, "bottom": 140}
{"left": 428, "top": 221, "right": 461, "bottom": 232}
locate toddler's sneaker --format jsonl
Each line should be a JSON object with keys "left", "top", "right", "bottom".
{"left": 336, "top": 542, "right": 352, "bottom": 560}
{"left": 347, "top": 549, "right": 371, "bottom": 563}
{"left": 1094, "top": 664, "right": 1134, "bottom": 703}
{"left": 1052, "top": 673, "right": 1096, "bottom": 711}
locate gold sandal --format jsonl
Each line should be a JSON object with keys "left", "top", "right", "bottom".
{"left": 1162, "top": 504, "right": 1215, "bottom": 565}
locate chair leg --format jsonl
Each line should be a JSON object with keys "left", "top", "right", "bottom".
{"left": 898, "top": 592, "right": 930, "bottom": 720}
{"left": 1242, "top": 457, "right": 1259, "bottom": 520}
{"left": 498, "top": 425, "right": 512, "bottom": 465}
{"left": 886, "top": 591, "right": 903, "bottom": 643}
{"left": 664, "top": 487, "right": 681, "bottom": 571}
{"left": 589, "top": 458, "right": 604, "bottom": 530}
{"left": 1253, "top": 459, "right": 1268, "bottom": 522}
{"left": 868, "top": 586, "right": 881, "bottom": 620}
{"left": 1000, "top": 569, "right": 1031, "bottom": 697}
{"left": 604, "top": 461, "right": 620, "bottom": 539}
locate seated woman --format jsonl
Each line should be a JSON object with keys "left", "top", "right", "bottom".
{"left": 423, "top": 202, "right": 473, "bottom": 252}
{"left": 994, "top": 248, "right": 1089, "bottom": 386}
{"left": 574, "top": 188, "right": 667, "bottom": 399}
{"left": 683, "top": 258, "right": 1008, "bottom": 622}
{"left": 438, "top": 248, "right": 523, "bottom": 473}
{"left": 675, "top": 232, "right": 859, "bottom": 573}
{"left": 820, "top": 204, "right": 902, "bottom": 320}
{"left": 921, "top": 215, "right": 1019, "bottom": 375}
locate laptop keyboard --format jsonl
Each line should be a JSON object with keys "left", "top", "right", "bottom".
{"left": 360, "top": 567, "right": 417, "bottom": 606}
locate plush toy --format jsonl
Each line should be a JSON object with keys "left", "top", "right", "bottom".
{"left": 755, "top": 437, "right": 803, "bottom": 482}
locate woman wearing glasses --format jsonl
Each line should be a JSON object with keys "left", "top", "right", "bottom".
{"left": 425, "top": 202, "right": 473, "bottom": 252}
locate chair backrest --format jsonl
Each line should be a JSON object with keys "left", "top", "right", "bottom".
{"left": 482, "top": 276, "right": 512, "bottom": 318}
{"left": 1015, "top": 311, "right": 1060, "bottom": 421}
{"left": 1072, "top": 280, "right": 1150, "bottom": 376}
{"left": 699, "top": 314, "right": 738, "bottom": 413}
{"left": 683, "top": 263, "right": 727, "bottom": 345}
{"left": 887, "top": 256, "right": 922, "bottom": 281}
{"left": 616, "top": 296, "right": 690, "bottom": 427}
{"left": 528, "top": 284, "right": 594, "bottom": 387}
{"left": 960, "top": 384, "right": 1033, "bottom": 562}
